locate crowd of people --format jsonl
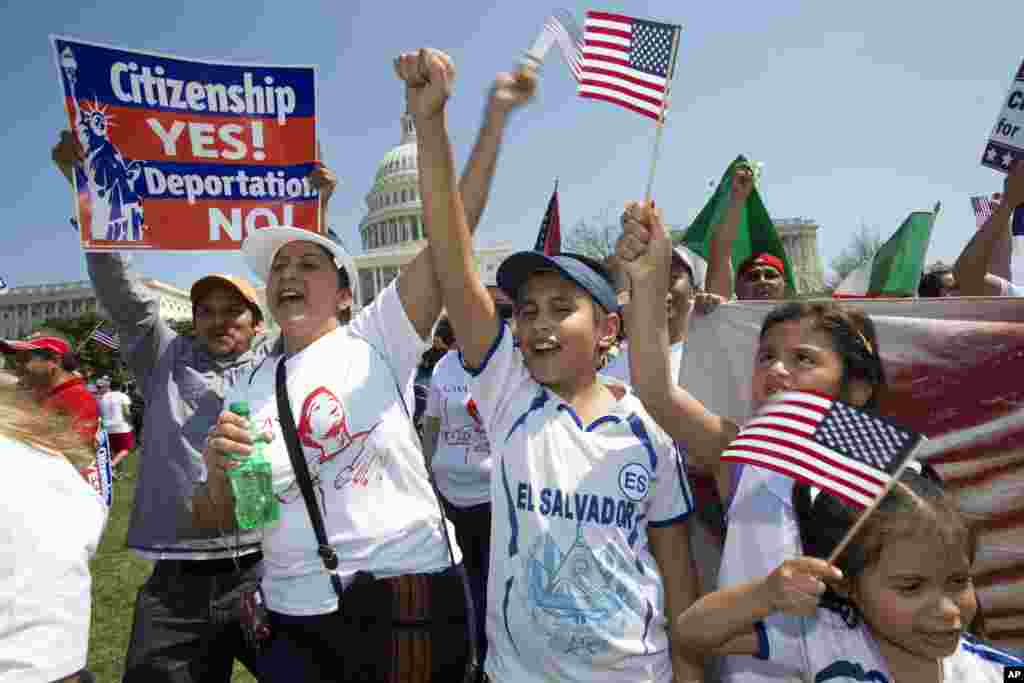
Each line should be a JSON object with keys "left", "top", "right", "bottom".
{"left": 1, "top": 45, "right": 1022, "bottom": 683}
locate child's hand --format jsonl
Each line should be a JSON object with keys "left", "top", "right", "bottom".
{"left": 615, "top": 200, "right": 671, "bottom": 284}
{"left": 394, "top": 48, "right": 455, "bottom": 122}
{"left": 758, "top": 557, "right": 843, "bottom": 616}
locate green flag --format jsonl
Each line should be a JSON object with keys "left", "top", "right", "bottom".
{"left": 681, "top": 155, "right": 796, "bottom": 293}
{"left": 834, "top": 205, "right": 939, "bottom": 298}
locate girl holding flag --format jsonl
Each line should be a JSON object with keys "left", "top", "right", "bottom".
{"left": 616, "top": 200, "right": 895, "bottom": 683}
{"left": 672, "top": 469, "right": 1021, "bottom": 682}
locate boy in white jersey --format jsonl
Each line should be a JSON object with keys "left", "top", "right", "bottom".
{"left": 399, "top": 48, "right": 701, "bottom": 683}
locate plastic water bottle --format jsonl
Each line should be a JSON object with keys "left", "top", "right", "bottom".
{"left": 226, "top": 401, "right": 280, "bottom": 529}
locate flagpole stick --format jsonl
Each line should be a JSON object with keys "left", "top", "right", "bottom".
{"left": 77, "top": 321, "right": 104, "bottom": 354}
{"left": 827, "top": 453, "right": 921, "bottom": 565}
{"left": 643, "top": 26, "right": 682, "bottom": 203}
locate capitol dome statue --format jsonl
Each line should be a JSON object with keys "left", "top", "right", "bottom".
{"left": 349, "top": 110, "right": 512, "bottom": 308}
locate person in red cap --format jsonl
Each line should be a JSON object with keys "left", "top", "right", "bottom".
{"left": 704, "top": 163, "right": 788, "bottom": 302}
{"left": 0, "top": 330, "right": 99, "bottom": 441}
{"left": 735, "top": 252, "right": 787, "bottom": 301}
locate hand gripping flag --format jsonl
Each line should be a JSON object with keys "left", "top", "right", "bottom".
{"left": 90, "top": 324, "right": 120, "bottom": 351}
{"left": 721, "top": 390, "right": 922, "bottom": 510}
{"left": 579, "top": 11, "right": 681, "bottom": 121}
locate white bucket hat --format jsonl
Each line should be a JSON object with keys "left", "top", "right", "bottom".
{"left": 242, "top": 226, "right": 358, "bottom": 303}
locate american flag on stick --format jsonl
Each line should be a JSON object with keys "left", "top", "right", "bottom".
{"left": 90, "top": 324, "right": 120, "bottom": 351}
{"left": 721, "top": 390, "right": 922, "bottom": 509}
{"left": 971, "top": 193, "right": 1002, "bottom": 228}
{"left": 544, "top": 10, "right": 584, "bottom": 82}
{"left": 579, "top": 10, "right": 682, "bottom": 121}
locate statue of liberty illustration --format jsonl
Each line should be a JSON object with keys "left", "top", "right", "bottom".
{"left": 525, "top": 523, "right": 647, "bottom": 660}
{"left": 61, "top": 46, "right": 146, "bottom": 241}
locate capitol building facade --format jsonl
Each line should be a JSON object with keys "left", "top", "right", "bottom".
{"left": 0, "top": 278, "right": 193, "bottom": 340}
{"left": 339, "top": 112, "right": 513, "bottom": 309}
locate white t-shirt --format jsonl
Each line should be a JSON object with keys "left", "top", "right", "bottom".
{"left": 465, "top": 323, "right": 695, "bottom": 683}
{"left": 719, "top": 466, "right": 802, "bottom": 683}
{"left": 425, "top": 350, "right": 492, "bottom": 507}
{"left": 0, "top": 435, "right": 108, "bottom": 683}
{"left": 225, "top": 282, "right": 460, "bottom": 616}
{"left": 755, "top": 609, "right": 1021, "bottom": 683}
{"left": 601, "top": 341, "right": 686, "bottom": 386}
{"left": 99, "top": 390, "right": 133, "bottom": 434}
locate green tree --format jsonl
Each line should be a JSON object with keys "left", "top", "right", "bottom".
{"left": 561, "top": 210, "right": 621, "bottom": 261}
{"left": 37, "top": 313, "right": 129, "bottom": 384}
{"left": 827, "top": 223, "right": 883, "bottom": 288}
{"left": 167, "top": 318, "right": 195, "bottom": 337}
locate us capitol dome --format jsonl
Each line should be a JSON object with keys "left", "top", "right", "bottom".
{"left": 346, "top": 111, "right": 513, "bottom": 309}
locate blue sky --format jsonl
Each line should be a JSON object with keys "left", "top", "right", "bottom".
{"left": 2, "top": 0, "right": 1023, "bottom": 291}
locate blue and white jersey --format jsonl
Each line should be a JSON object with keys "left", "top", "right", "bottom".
{"left": 755, "top": 609, "right": 1022, "bottom": 683}
{"left": 464, "top": 322, "right": 694, "bottom": 683}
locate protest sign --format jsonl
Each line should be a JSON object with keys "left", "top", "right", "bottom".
{"left": 51, "top": 36, "right": 318, "bottom": 251}
{"left": 982, "top": 59, "right": 1024, "bottom": 173}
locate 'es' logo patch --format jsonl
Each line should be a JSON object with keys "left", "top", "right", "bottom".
{"left": 618, "top": 463, "right": 651, "bottom": 502}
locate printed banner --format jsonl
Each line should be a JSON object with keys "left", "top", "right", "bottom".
{"left": 83, "top": 426, "right": 114, "bottom": 508}
{"left": 982, "top": 58, "right": 1024, "bottom": 173}
{"left": 682, "top": 297, "right": 1024, "bottom": 651}
{"left": 51, "top": 36, "right": 319, "bottom": 251}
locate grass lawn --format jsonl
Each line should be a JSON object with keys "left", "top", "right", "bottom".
{"left": 86, "top": 454, "right": 258, "bottom": 682}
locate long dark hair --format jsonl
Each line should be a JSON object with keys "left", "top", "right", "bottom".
{"left": 760, "top": 301, "right": 886, "bottom": 410}
{"left": 793, "top": 470, "right": 978, "bottom": 630}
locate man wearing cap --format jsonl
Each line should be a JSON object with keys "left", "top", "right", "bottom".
{"left": 603, "top": 244, "right": 702, "bottom": 384}
{"left": 0, "top": 330, "right": 99, "bottom": 441}
{"left": 51, "top": 131, "right": 318, "bottom": 679}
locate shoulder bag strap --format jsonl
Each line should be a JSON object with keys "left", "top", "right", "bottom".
{"left": 274, "top": 357, "right": 345, "bottom": 599}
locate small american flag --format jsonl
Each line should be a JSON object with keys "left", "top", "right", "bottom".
{"left": 545, "top": 11, "right": 584, "bottom": 82}
{"left": 971, "top": 193, "right": 1002, "bottom": 228}
{"left": 90, "top": 325, "right": 120, "bottom": 351}
{"left": 579, "top": 11, "right": 681, "bottom": 121}
{"left": 721, "top": 391, "right": 921, "bottom": 509}
{"left": 534, "top": 184, "right": 561, "bottom": 256}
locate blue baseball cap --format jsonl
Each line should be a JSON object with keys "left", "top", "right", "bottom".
{"left": 497, "top": 251, "right": 620, "bottom": 313}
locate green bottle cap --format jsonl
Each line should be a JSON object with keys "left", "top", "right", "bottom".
{"left": 229, "top": 401, "right": 250, "bottom": 417}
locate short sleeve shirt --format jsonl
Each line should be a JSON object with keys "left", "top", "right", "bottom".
{"left": 464, "top": 322, "right": 694, "bottom": 683}
{"left": 425, "top": 350, "right": 492, "bottom": 507}
{"left": 225, "top": 282, "right": 459, "bottom": 616}
{"left": 755, "top": 610, "right": 1021, "bottom": 683}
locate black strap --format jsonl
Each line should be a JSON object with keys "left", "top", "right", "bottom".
{"left": 274, "top": 358, "right": 346, "bottom": 599}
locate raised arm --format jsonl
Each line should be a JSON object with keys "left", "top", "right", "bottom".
{"left": 459, "top": 70, "right": 535, "bottom": 229}
{"left": 704, "top": 165, "right": 754, "bottom": 300}
{"left": 399, "top": 49, "right": 522, "bottom": 367}
{"left": 52, "top": 131, "right": 172, "bottom": 392}
{"left": 955, "top": 162, "right": 1024, "bottom": 296}
{"left": 386, "top": 61, "right": 535, "bottom": 341}
{"left": 617, "top": 202, "right": 738, "bottom": 473}
{"left": 674, "top": 557, "right": 841, "bottom": 657}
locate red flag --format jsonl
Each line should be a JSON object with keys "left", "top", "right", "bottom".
{"left": 534, "top": 185, "right": 561, "bottom": 255}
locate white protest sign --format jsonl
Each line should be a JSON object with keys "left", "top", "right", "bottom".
{"left": 982, "top": 59, "right": 1024, "bottom": 173}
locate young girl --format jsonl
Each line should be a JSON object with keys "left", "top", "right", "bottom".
{"left": 617, "top": 202, "right": 888, "bottom": 683}
{"left": 673, "top": 470, "right": 1022, "bottom": 682}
